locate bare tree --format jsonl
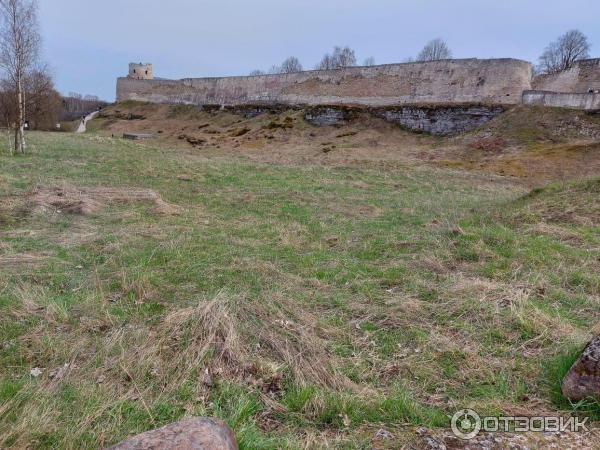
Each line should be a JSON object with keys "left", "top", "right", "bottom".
{"left": 363, "top": 56, "right": 376, "bottom": 66}
{"left": 249, "top": 69, "right": 265, "bottom": 76}
{"left": 60, "top": 92, "right": 106, "bottom": 121}
{"left": 267, "top": 56, "right": 303, "bottom": 75}
{"left": 416, "top": 38, "right": 452, "bottom": 62}
{"left": 0, "top": 0, "right": 41, "bottom": 154}
{"left": 537, "top": 30, "right": 591, "bottom": 74}
{"left": 278, "top": 56, "right": 303, "bottom": 73}
{"left": 0, "top": 66, "right": 59, "bottom": 132}
{"left": 24, "top": 68, "right": 60, "bottom": 129}
{"left": 332, "top": 46, "right": 356, "bottom": 68}
{"left": 316, "top": 46, "right": 357, "bottom": 70}
{"left": 316, "top": 54, "right": 335, "bottom": 70}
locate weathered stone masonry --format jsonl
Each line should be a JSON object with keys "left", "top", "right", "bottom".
{"left": 117, "top": 58, "right": 532, "bottom": 107}
{"left": 522, "top": 91, "right": 600, "bottom": 111}
{"left": 532, "top": 59, "right": 600, "bottom": 93}
{"left": 523, "top": 59, "right": 600, "bottom": 112}
{"left": 128, "top": 63, "right": 153, "bottom": 80}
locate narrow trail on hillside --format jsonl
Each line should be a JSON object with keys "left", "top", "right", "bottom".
{"left": 75, "top": 111, "right": 100, "bottom": 133}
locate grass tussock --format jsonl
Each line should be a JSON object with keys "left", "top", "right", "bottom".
{"left": 139, "top": 291, "right": 353, "bottom": 391}
{"left": 31, "top": 185, "right": 182, "bottom": 216}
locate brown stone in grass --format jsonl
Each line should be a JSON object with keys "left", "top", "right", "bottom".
{"left": 107, "top": 417, "right": 237, "bottom": 450}
{"left": 202, "top": 368, "right": 214, "bottom": 388}
{"left": 562, "top": 336, "right": 600, "bottom": 401}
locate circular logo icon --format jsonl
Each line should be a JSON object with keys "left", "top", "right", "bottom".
{"left": 451, "top": 409, "right": 481, "bottom": 440}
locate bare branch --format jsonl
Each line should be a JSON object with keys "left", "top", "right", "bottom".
{"left": 416, "top": 38, "right": 452, "bottom": 62}
{"left": 278, "top": 56, "right": 303, "bottom": 74}
{"left": 537, "top": 30, "right": 591, "bottom": 74}
{"left": 316, "top": 46, "right": 357, "bottom": 70}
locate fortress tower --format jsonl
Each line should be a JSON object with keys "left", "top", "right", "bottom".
{"left": 128, "top": 63, "right": 153, "bottom": 80}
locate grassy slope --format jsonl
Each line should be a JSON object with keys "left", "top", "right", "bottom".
{"left": 0, "top": 131, "right": 599, "bottom": 448}
{"left": 440, "top": 106, "right": 600, "bottom": 184}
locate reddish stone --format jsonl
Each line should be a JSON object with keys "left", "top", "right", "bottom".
{"left": 107, "top": 417, "right": 238, "bottom": 450}
{"left": 562, "top": 336, "right": 600, "bottom": 401}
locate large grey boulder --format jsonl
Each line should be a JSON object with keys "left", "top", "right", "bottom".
{"left": 562, "top": 336, "right": 600, "bottom": 401}
{"left": 107, "top": 417, "right": 237, "bottom": 450}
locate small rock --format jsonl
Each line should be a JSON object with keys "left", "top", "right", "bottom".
{"left": 562, "top": 336, "right": 600, "bottom": 401}
{"left": 106, "top": 417, "right": 237, "bottom": 450}
{"left": 49, "top": 363, "right": 70, "bottom": 381}
{"left": 449, "top": 226, "right": 465, "bottom": 235}
{"left": 341, "top": 413, "right": 351, "bottom": 428}
{"left": 325, "top": 236, "right": 339, "bottom": 247}
{"left": 202, "top": 368, "right": 213, "bottom": 388}
{"left": 374, "top": 428, "right": 393, "bottom": 440}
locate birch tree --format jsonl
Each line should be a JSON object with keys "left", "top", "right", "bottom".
{"left": 0, "top": 0, "right": 40, "bottom": 154}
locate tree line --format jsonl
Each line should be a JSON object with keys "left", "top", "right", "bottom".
{"left": 250, "top": 30, "right": 593, "bottom": 76}
{"left": 249, "top": 39, "right": 453, "bottom": 75}
{"left": 61, "top": 93, "right": 107, "bottom": 121}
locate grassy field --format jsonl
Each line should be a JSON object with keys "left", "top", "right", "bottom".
{"left": 0, "top": 129, "right": 599, "bottom": 448}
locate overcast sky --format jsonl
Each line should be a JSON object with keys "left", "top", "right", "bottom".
{"left": 39, "top": 0, "right": 600, "bottom": 101}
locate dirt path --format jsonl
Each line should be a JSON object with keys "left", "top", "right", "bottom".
{"left": 75, "top": 111, "right": 100, "bottom": 133}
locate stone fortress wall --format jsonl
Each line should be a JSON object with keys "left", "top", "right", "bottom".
{"left": 522, "top": 91, "right": 600, "bottom": 110}
{"left": 523, "top": 59, "right": 600, "bottom": 111}
{"left": 115, "top": 58, "right": 600, "bottom": 135}
{"left": 117, "top": 59, "right": 533, "bottom": 107}
{"left": 532, "top": 59, "right": 600, "bottom": 93}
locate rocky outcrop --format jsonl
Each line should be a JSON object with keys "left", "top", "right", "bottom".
{"left": 371, "top": 105, "right": 505, "bottom": 135}
{"left": 106, "top": 417, "right": 237, "bottom": 450}
{"left": 303, "top": 104, "right": 505, "bottom": 135}
{"left": 562, "top": 336, "right": 600, "bottom": 401}
{"left": 304, "top": 106, "right": 357, "bottom": 126}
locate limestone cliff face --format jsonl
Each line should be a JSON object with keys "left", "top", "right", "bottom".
{"left": 303, "top": 105, "right": 506, "bottom": 135}
{"left": 117, "top": 58, "right": 532, "bottom": 107}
